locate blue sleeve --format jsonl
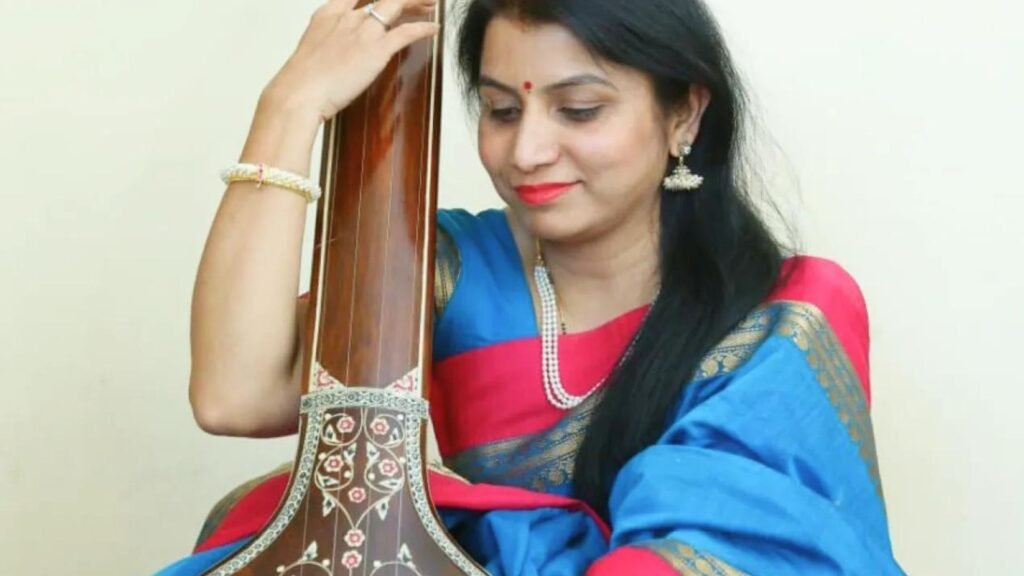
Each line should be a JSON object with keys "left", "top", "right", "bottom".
{"left": 433, "top": 208, "right": 536, "bottom": 361}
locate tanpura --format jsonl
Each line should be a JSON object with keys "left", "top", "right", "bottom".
{"left": 202, "top": 1, "right": 484, "bottom": 573}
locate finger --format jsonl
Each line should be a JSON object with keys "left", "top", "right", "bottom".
{"left": 405, "top": 2, "right": 438, "bottom": 18}
{"left": 303, "top": 0, "right": 359, "bottom": 43}
{"left": 365, "top": 0, "right": 437, "bottom": 29}
{"left": 380, "top": 20, "right": 441, "bottom": 58}
{"left": 315, "top": 0, "right": 359, "bottom": 17}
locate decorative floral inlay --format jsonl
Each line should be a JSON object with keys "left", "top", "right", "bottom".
{"left": 378, "top": 459, "right": 400, "bottom": 478}
{"left": 387, "top": 371, "right": 420, "bottom": 393}
{"left": 275, "top": 541, "right": 331, "bottom": 575}
{"left": 203, "top": 370, "right": 485, "bottom": 576}
{"left": 347, "top": 487, "right": 366, "bottom": 504}
{"left": 313, "top": 364, "right": 421, "bottom": 395}
{"left": 343, "top": 528, "right": 365, "bottom": 548}
{"left": 336, "top": 415, "right": 356, "bottom": 434}
{"left": 370, "top": 416, "right": 391, "bottom": 436}
{"left": 322, "top": 455, "right": 344, "bottom": 474}
{"left": 340, "top": 550, "right": 362, "bottom": 570}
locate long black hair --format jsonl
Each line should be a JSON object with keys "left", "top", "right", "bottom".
{"left": 454, "top": 0, "right": 788, "bottom": 521}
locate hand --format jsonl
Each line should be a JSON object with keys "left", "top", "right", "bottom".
{"left": 262, "top": 0, "right": 440, "bottom": 123}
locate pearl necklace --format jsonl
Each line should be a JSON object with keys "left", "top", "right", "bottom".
{"left": 534, "top": 251, "right": 657, "bottom": 410}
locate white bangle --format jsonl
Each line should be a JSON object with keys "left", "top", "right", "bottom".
{"left": 220, "top": 162, "right": 322, "bottom": 203}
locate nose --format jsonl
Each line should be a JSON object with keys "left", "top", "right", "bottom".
{"left": 512, "top": 107, "right": 559, "bottom": 174}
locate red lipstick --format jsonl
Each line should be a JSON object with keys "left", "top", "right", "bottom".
{"left": 514, "top": 182, "right": 576, "bottom": 206}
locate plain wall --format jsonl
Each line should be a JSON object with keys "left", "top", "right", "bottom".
{"left": 1, "top": 0, "right": 1021, "bottom": 573}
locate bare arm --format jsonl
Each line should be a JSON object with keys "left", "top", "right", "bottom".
{"left": 188, "top": 97, "right": 318, "bottom": 437}
{"left": 187, "top": 0, "right": 440, "bottom": 438}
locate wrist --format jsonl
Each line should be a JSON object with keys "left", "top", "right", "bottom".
{"left": 257, "top": 84, "right": 324, "bottom": 127}
{"left": 240, "top": 95, "right": 322, "bottom": 178}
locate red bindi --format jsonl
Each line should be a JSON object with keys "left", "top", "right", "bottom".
{"left": 523, "top": 81, "right": 533, "bottom": 92}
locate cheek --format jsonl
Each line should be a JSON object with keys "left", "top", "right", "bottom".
{"left": 572, "top": 122, "right": 656, "bottom": 176}
{"left": 570, "top": 132, "right": 622, "bottom": 165}
{"left": 477, "top": 124, "right": 507, "bottom": 174}
{"left": 568, "top": 117, "right": 666, "bottom": 197}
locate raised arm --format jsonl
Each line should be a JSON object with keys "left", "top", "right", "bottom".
{"left": 188, "top": 0, "right": 441, "bottom": 437}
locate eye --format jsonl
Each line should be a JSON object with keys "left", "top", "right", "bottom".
{"left": 560, "top": 106, "right": 602, "bottom": 122}
{"left": 488, "top": 107, "right": 521, "bottom": 123}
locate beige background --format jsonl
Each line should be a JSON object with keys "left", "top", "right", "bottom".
{"left": 2, "top": 0, "right": 1021, "bottom": 574}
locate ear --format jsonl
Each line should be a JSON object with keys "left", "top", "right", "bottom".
{"left": 667, "top": 85, "right": 711, "bottom": 155}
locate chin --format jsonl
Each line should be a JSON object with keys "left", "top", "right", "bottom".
{"left": 511, "top": 201, "right": 595, "bottom": 243}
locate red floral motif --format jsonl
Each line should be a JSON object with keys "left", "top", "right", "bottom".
{"left": 344, "top": 529, "right": 365, "bottom": 547}
{"left": 336, "top": 415, "right": 356, "bottom": 434}
{"left": 313, "top": 364, "right": 337, "bottom": 387}
{"left": 315, "top": 367, "right": 333, "bottom": 389}
{"left": 348, "top": 487, "right": 367, "bottom": 503}
{"left": 341, "top": 550, "right": 362, "bottom": 569}
{"left": 370, "top": 417, "right": 390, "bottom": 436}
{"left": 390, "top": 374, "right": 416, "bottom": 391}
{"left": 378, "top": 459, "right": 399, "bottom": 477}
{"left": 323, "top": 454, "right": 343, "bottom": 473}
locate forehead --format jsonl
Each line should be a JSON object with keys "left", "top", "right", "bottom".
{"left": 479, "top": 17, "right": 610, "bottom": 84}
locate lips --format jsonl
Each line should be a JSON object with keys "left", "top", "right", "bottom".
{"left": 514, "top": 182, "right": 577, "bottom": 206}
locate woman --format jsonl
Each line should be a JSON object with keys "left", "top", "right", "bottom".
{"left": 159, "top": 0, "right": 903, "bottom": 573}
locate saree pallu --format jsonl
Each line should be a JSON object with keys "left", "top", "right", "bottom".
{"left": 155, "top": 209, "right": 903, "bottom": 575}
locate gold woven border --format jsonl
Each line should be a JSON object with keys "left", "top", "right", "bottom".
{"left": 772, "top": 301, "right": 881, "bottom": 496}
{"left": 196, "top": 461, "right": 292, "bottom": 546}
{"left": 694, "top": 307, "right": 775, "bottom": 380}
{"left": 639, "top": 540, "right": 749, "bottom": 576}
{"left": 445, "top": 392, "right": 601, "bottom": 492}
{"left": 434, "top": 226, "right": 460, "bottom": 318}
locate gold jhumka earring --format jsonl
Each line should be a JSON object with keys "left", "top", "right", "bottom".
{"left": 663, "top": 144, "right": 703, "bottom": 191}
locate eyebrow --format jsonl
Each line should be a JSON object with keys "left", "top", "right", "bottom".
{"left": 478, "top": 73, "right": 617, "bottom": 95}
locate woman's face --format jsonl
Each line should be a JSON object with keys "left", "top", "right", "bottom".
{"left": 476, "top": 17, "right": 686, "bottom": 243}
